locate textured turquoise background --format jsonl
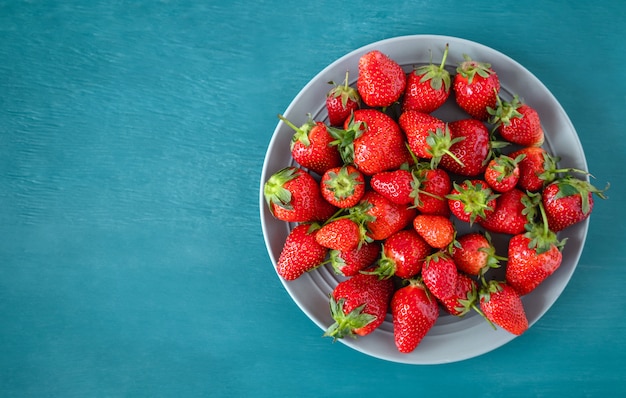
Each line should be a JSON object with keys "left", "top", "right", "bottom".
{"left": 1, "top": 1, "right": 625, "bottom": 396}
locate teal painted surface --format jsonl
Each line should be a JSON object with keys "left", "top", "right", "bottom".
{"left": 1, "top": 1, "right": 625, "bottom": 396}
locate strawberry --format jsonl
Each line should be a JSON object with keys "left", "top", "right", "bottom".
{"left": 484, "top": 153, "right": 526, "bottom": 193}
{"left": 276, "top": 224, "right": 328, "bottom": 281}
{"left": 370, "top": 168, "right": 414, "bottom": 205}
{"left": 542, "top": 176, "right": 607, "bottom": 232}
{"left": 391, "top": 279, "right": 439, "bottom": 353}
{"left": 412, "top": 214, "right": 456, "bottom": 249}
{"left": 370, "top": 229, "right": 432, "bottom": 279}
{"left": 398, "top": 111, "right": 462, "bottom": 169}
{"left": 422, "top": 251, "right": 459, "bottom": 301}
{"left": 446, "top": 179, "right": 498, "bottom": 224}
{"left": 440, "top": 273, "right": 478, "bottom": 316}
{"left": 411, "top": 166, "right": 452, "bottom": 216}
{"left": 278, "top": 114, "right": 343, "bottom": 176}
{"left": 478, "top": 280, "right": 528, "bottom": 335}
{"left": 341, "top": 109, "right": 412, "bottom": 175}
{"left": 357, "top": 50, "right": 406, "bottom": 108}
{"left": 402, "top": 44, "right": 451, "bottom": 114}
{"left": 489, "top": 95, "right": 544, "bottom": 147}
{"left": 315, "top": 218, "right": 364, "bottom": 252}
{"left": 320, "top": 165, "right": 365, "bottom": 208}
{"left": 329, "top": 242, "right": 381, "bottom": 277}
{"left": 453, "top": 55, "right": 501, "bottom": 120}
{"left": 509, "top": 146, "right": 559, "bottom": 192}
{"left": 355, "top": 191, "right": 417, "bottom": 241}
{"left": 505, "top": 228, "right": 563, "bottom": 296}
{"left": 326, "top": 71, "right": 360, "bottom": 126}
{"left": 440, "top": 119, "right": 491, "bottom": 176}
{"left": 478, "top": 188, "right": 533, "bottom": 235}
{"left": 324, "top": 273, "right": 394, "bottom": 339}
{"left": 452, "top": 233, "right": 504, "bottom": 277}
{"left": 264, "top": 166, "right": 337, "bottom": 223}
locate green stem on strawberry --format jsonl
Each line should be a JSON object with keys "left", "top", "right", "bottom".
{"left": 323, "top": 298, "right": 376, "bottom": 341}
{"left": 426, "top": 126, "right": 465, "bottom": 169}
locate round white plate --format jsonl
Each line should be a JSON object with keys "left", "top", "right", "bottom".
{"left": 259, "top": 35, "right": 589, "bottom": 364}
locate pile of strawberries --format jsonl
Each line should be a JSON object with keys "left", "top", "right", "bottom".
{"left": 263, "top": 45, "right": 607, "bottom": 354}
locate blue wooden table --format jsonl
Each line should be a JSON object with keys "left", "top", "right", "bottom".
{"left": 1, "top": 1, "right": 624, "bottom": 396}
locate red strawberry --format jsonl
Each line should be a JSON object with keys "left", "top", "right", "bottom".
{"left": 422, "top": 251, "right": 459, "bottom": 301}
{"left": 370, "top": 169, "right": 414, "bottom": 205}
{"left": 398, "top": 111, "right": 462, "bottom": 168}
{"left": 478, "top": 188, "right": 532, "bottom": 235}
{"left": 440, "top": 119, "right": 491, "bottom": 176}
{"left": 411, "top": 166, "right": 452, "bottom": 216}
{"left": 370, "top": 229, "right": 432, "bottom": 279}
{"left": 320, "top": 165, "right": 365, "bottom": 208}
{"left": 329, "top": 242, "right": 381, "bottom": 277}
{"left": 484, "top": 153, "right": 526, "bottom": 193}
{"left": 402, "top": 44, "right": 451, "bottom": 113}
{"left": 413, "top": 214, "right": 456, "bottom": 249}
{"left": 479, "top": 280, "right": 528, "bottom": 335}
{"left": 326, "top": 71, "right": 360, "bottom": 126}
{"left": 489, "top": 95, "right": 544, "bottom": 147}
{"left": 542, "top": 176, "right": 607, "bottom": 232}
{"left": 452, "top": 233, "right": 504, "bottom": 277}
{"left": 391, "top": 279, "right": 439, "bottom": 353}
{"left": 506, "top": 230, "right": 563, "bottom": 296}
{"left": 356, "top": 191, "right": 417, "bottom": 241}
{"left": 276, "top": 224, "right": 328, "bottom": 281}
{"left": 446, "top": 179, "right": 498, "bottom": 224}
{"left": 343, "top": 109, "right": 412, "bottom": 175}
{"left": 315, "top": 218, "right": 364, "bottom": 252}
{"left": 324, "top": 273, "right": 394, "bottom": 339}
{"left": 509, "top": 146, "right": 559, "bottom": 192}
{"left": 440, "top": 273, "right": 478, "bottom": 316}
{"left": 453, "top": 55, "right": 501, "bottom": 120}
{"left": 264, "top": 166, "right": 337, "bottom": 223}
{"left": 357, "top": 50, "right": 406, "bottom": 108}
{"left": 278, "top": 114, "right": 342, "bottom": 176}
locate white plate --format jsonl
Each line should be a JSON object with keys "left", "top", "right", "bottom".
{"left": 259, "top": 35, "right": 589, "bottom": 364}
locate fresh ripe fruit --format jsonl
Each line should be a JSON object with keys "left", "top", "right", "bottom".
{"left": 479, "top": 280, "right": 528, "bottom": 335}
{"left": 357, "top": 50, "right": 406, "bottom": 108}
{"left": 391, "top": 279, "right": 439, "bottom": 353}
{"left": 264, "top": 166, "right": 337, "bottom": 223}
{"left": 371, "top": 229, "right": 432, "bottom": 279}
{"left": 509, "top": 146, "right": 559, "bottom": 192}
{"left": 453, "top": 54, "right": 501, "bottom": 120}
{"left": 344, "top": 109, "right": 412, "bottom": 175}
{"left": 398, "top": 111, "right": 462, "bottom": 169}
{"left": 478, "top": 188, "right": 532, "bottom": 235}
{"left": 402, "top": 44, "right": 451, "bottom": 114}
{"left": 324, "top": 273, "right": 394, "bottom": 339}
{"left": 315, "top": 218, "right": 364, "bottom": 252}
{"left": 370, "top": 169, "right": 414, "bottom": 205}
{"left": 329, "top": 242, "right": 381, "bottom": 277}
{"left": 542, "top": 176, "right": 607, "bottom": 232}
{"left": 489, "top": 95, "right": 544, "bottom": 147}
{"left": 413, "top": 214, "right": 456, "bottom": 249}
{"left": 484, "top": 154, "right": 526, "bottom": 193}
{"left": 320, "top": 165, "right": 365, "bottom": 208}
{"left": 276, "top": 224, "right": 328, "bottom": 281}
{"left": 411, "top": 166, "right": 452, "bottom": 216}
{"left": 446, "top": 179, "right": 498, "bottom": 224}
{"left": 440, "top": 119, "right": 491, "bottom": 176}
{"left": 440, "top": 273, "right": 478, "bottom": 316}
{"left": 278, "top": 114, "right": 343, "bottom": 176}
{"left": 326, "top": 71, "right": 360, "bottom": 126}
{"left": 356, "top": 191, "right": 417, "bottom": 241}
{"left": 422, "top": 251, "right": 459, "bottom": 301}
{"left": 506, "top": 231, "right": 563, "bottom": 296}
{"left": 452, "top": 233, "right": 503, "bottom": 277}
